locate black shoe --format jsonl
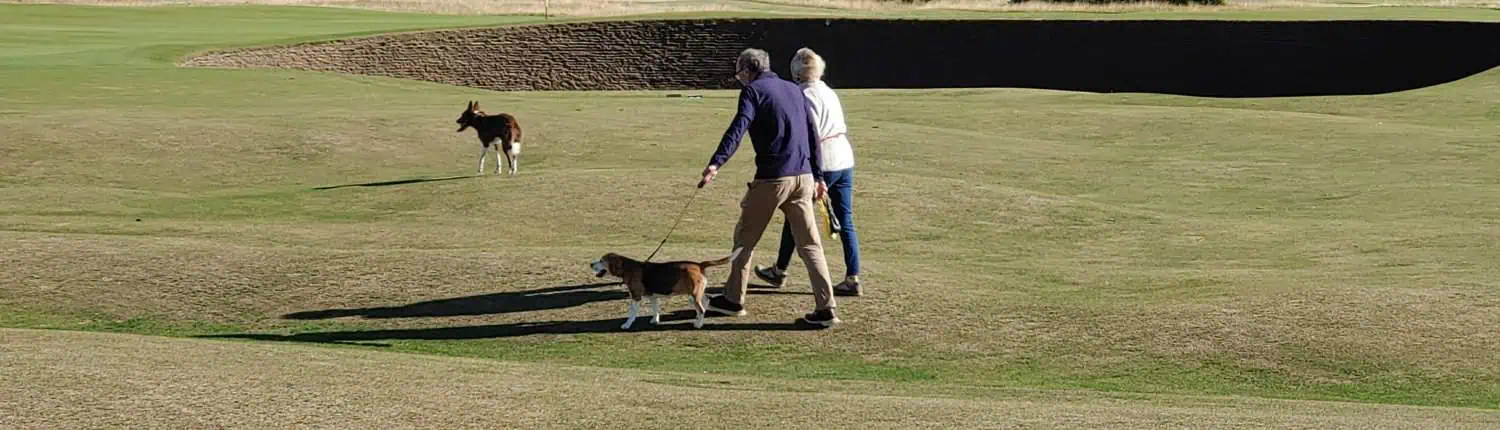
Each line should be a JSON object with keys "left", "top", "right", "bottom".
{"left": 705, "top": 295, "right": 746, "bottom": 317}
{"left": 796, "top": 308, "right": 840, "bottom": 327}
{"left": 754, "top": 265, "right": 786, "bottom": 288}
{"left": 833, "top": 279, "right": 862, "bottom": 297}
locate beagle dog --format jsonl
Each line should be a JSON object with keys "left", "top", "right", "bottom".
{"left": 590, "top": 249, "right": 740, "bottom": 329}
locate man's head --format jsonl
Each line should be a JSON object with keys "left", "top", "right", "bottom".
{"left": 734, "top": 48, "right": 771, "bottom": 85}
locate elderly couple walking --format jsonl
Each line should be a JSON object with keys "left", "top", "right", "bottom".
{"left": 699, "top": 47, "right": 862, "bottom": 327}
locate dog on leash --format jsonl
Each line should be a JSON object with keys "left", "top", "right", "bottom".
{"left": 455, "top": 100, "right": 523, "bottom": 176}
{"left": 590, "top": 248, "right": 740, "bottom": 329}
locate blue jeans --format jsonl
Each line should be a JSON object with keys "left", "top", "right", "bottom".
{"left": 776, "top": 168, "right": 859, "bottom": 277}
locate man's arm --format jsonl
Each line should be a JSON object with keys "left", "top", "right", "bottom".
{"left": 706, "top": 87, "right": 757, "bottom": 170}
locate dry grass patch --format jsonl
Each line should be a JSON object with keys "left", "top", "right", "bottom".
{"left": 6, "top": 328, "right": 1500, "bottom": 429}
{"left": 6, "top": 227, "right": 1499, "bottom": 405}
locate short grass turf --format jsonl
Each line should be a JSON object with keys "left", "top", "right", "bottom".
{"left": 7, "top": 328, "right": 1500, "bottom": 428}
{"left": 3, "top": 3, "right": 1500, "bottom": 413}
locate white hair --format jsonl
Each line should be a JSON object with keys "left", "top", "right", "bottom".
{"left": 791, "top": 47, "right": 825, "bottom": 83}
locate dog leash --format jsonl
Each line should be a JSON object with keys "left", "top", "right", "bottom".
{"left": 644, "top": 183, "right": 704, "bottom": 263}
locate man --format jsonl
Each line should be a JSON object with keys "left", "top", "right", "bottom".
{"left": 699, "top": 48, "right": 840, "bottom": 327}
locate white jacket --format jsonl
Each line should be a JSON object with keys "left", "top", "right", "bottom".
{"left": 802, "top": 80, "right": 854, "bottom": 172}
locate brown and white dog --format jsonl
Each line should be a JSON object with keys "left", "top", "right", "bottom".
{"left": 590, "top": 248, "right": 741, "bottom": 329}
{"left": 455, "top": 100, "right": 523, "bottom": 176}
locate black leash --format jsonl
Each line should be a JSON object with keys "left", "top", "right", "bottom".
{"left": 644, "top": 182, "right": 705, "bottom": 263}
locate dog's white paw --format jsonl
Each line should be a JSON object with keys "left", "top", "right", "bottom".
{"left": 650, "top": 318, "right": 660, "bottom": 325}
{"left": 620, "top": 322, "right": 632, "bottom": 330}
{"left": 693, "top": 320, "right": 704, "bottom": 329}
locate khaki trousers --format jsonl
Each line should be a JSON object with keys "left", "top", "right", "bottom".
{"left": 723, "top": 173, "right": 836, "bottom": 311}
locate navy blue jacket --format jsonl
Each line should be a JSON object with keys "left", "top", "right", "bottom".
{"left": 706, "top": 71, "right": 823, "bottom": 182}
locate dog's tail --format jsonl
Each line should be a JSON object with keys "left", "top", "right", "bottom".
{"left": 699, "top": 247, "right": 743, "bottom": 269}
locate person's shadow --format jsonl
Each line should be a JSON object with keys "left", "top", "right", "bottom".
{"left": 206, "top": 281, "right": 823, "bottom": 346}
{"left": 201, "top": 311, "right": 818, "bottom": 346}
{"left": 280, "top": 282, "right": 627, "bottom": 320}
{"left": 282, "top": 281, "right": 810, "bottom": 321}
{"left": 312, "top": 174, "right": 477, "bottom": 191}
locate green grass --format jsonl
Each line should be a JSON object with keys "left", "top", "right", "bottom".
{"left": 3, "top": 3, "right": 1500, "bottom": 413}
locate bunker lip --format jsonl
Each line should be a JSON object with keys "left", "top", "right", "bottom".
{"left": 180, "top": 18, "right": 1500, "bottom": 97}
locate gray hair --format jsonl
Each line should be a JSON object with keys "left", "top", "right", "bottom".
{"left": 791, "top": 47, "right": 825, "bottom": 83}
{"left": 736, "top": 48, "right": 771, "bottom": 74}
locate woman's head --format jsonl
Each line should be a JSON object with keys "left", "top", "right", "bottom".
{"left": 791, "top": 47, "right": 826, "bottom": 83}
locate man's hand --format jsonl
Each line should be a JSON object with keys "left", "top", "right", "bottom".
{"left": 815, "top": 181, "right": 827, "bottom": 201}
{"left": 699, "top": 165, "right": 719, "bottom": 188}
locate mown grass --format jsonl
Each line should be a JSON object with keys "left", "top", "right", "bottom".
{"left": 11, "top": 328, "right": 1498, "bottom": 429}
{"left": 3, "top": 3, "right": 1500, "bottom": 412}
{"left": 15, "top": 0, "right": 1500, "bottom": 17}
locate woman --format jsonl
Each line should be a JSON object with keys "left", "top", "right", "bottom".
{"left": 755, "top": 47, "right": 863, "bottom": 297}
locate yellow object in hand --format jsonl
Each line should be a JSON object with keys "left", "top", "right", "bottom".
{"left": 816, "top": 196, "right": 840, "bottom": 241}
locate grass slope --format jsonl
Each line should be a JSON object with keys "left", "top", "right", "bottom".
{"left": 10, "top": 1, "right": 1500, "bottom": 21}
{"left": 3, "top": 3, "right": 1500, "bottom": 414}
{"left": 5, "top": 328, "right": 1499, "bottom": 429}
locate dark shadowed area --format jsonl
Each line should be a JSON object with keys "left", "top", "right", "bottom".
{"left": 185, "top": 19, "right": 1500, "bottom": 97}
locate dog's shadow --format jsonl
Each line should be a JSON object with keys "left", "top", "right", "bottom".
{"left": 282, "top": 282, "right": 626, "bottom": 320}
{"left": 201, "top": 311, "right": 819, "bottom": 345}
{"left": 312, "top": 174, "right": 477, "bottom": 191}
